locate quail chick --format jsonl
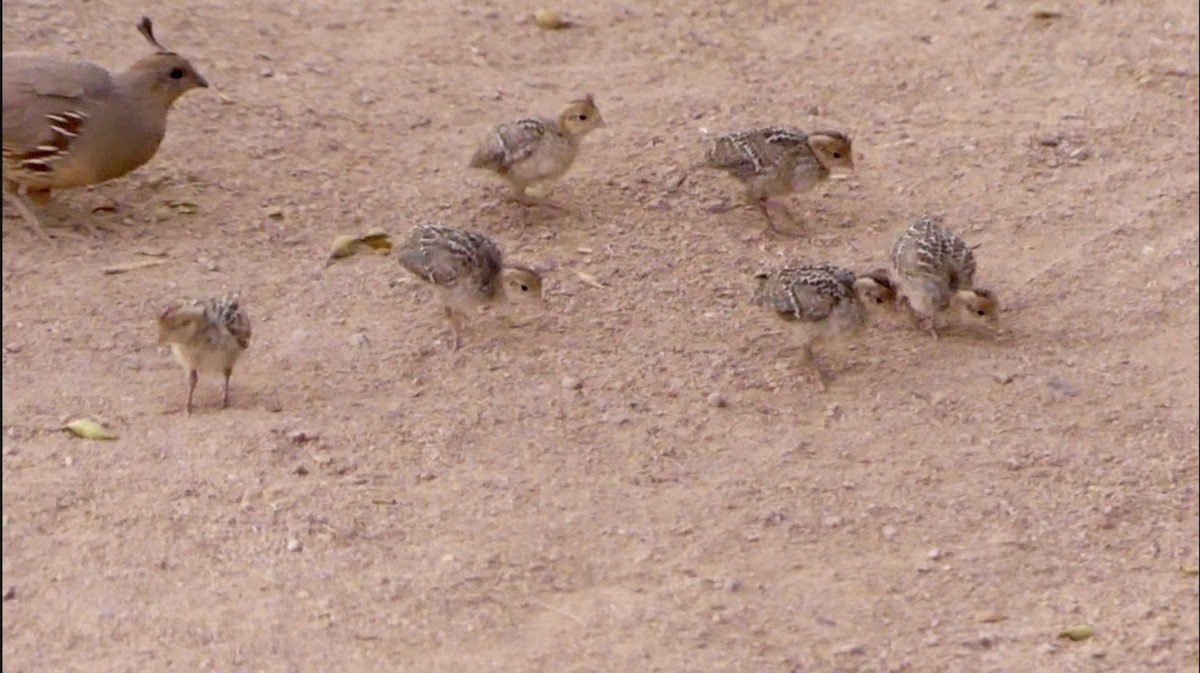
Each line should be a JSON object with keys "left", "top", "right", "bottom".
{"left": 397, "top": 223, "right": 544, "bottom": 350}
{"left": 157, "top": 295, "right": 251, "bottom": 415}
{"left": 890, "top": 215, "right": 1000, "bottom": 338}
{"left": 468, "top": 94, "right": 605, "bottom": 212}
{"left": 2, "top": 17, "right": 208, "bottom": 243}
{"left": 753, "top": 263, "right": 894, "bottom": 389}
{"left": 704, "top": 127, "right": 854, "bottom": 235}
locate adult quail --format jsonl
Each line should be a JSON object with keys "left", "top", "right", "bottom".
{"left": 3, "top": 17, "right": 208, "bottom": 242}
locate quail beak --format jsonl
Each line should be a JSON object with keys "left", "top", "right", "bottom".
{"left": 595, "top": 116, "right": 608, "bottom": 129}
{"left": 195, "top": 73, "right": 210, "bottom": 88}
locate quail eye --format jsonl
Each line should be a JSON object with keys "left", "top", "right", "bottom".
{"left": 832, "top": 152, "right": 842, "bottom": 159}
{"left": 976, "top": 310, "right": 987, "bottom": 316}
{"left": 169, "top": 68, "right": 185, "bottom": 79}
{"left": 875, "top": 297, "right": 884, "bottom": 304}
{"left": 520, "top": 284, "right": 530, "bottom": 292}
{"left": 577, "top": 114, "right": 588, "bottom": 121}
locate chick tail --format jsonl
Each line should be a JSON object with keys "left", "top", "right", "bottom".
{"left": 467, "top": 150, "right": 489, "bottom": 169}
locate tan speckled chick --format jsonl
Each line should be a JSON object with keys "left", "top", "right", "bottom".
{"left": 157, "top": 295, "right": 251, "bottom": 415}
{"left": 469, "top": 94, "right": 605, "bottom": 211}
{"left": 890, "top": 215, "right": 1000, "bottom": 338}
{"left": 397, "top": 223, "right": 544, "bottom": 351}
{"left": 704, "top": 126, "right": 854, "bottom": 235}
{"left": 753, "top": 263, "right": 894, "bottom": 389}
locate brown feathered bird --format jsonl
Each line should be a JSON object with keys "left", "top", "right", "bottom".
{"left": 753, "top": 263, "right": 894, "bottom": 389}
{"left": 3, "top": 17, "right": 208, "bottom": 242}
{"left": 703, "top": 126, "right": 854, "bottom": 235}
{"left": 396, "top": 223, "right": 544, "bottom": 350}
{"left": 157, "top": 295, "right": 251, "bottom": 415}
{"left": 468, "top": 94, "right": 606, "bottom": 211}
{"left": 890, "top": 215, "right": 1000, "bottom": 338}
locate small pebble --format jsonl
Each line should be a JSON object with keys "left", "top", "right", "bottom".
{"left": 882, "top": 525, "right": 898, "bottom": 540}
{"left": 928, "top": 548, "right": 943, "bottom": 560}
{"left": 992, "top": 372, "right": 1014, "bottom": 384}
{"left": 821, "top": 515, "right": 843, "bottom": 528}
{"left": 835, "top": 643, "right": 868, "bottom": 656}
{"left": 707, "top": 392, "right": 727, "bottom": 408}
{"left": 560, "top": 376, "right": 583, "bottom": 391}
{"left": 286, "top": 538, "right": 302, "bottom": 552}
{"left": 3, "top": 343, "right": 21, "bottom": 353}
{"left": 1047, "top": 377, "right": 1079, "bottom": 397}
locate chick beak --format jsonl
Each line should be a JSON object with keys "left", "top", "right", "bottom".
{"left": 195, "top": 73, "right": 210, "bottom": 88}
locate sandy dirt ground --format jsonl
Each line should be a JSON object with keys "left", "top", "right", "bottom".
{"left": 3, "top": 0, "right": 1199, "bottom": 671}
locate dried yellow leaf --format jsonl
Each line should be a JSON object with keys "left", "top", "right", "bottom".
{"left": 534, "top": 8, "right": 570, "bottom": 29}
{"left": 327, "top": 235, "right": 363, "bottom": 263}
{"left": 1057, "top": 625, "right": 1094, "bottom": 641}
{"left": 356, "top": 230, "right": 393, "bottom": 253}
{"left": 63, "top": 418, "right": 118, "bottom": 441}
{"left": 169, "top": 199, "right": 199, "bottom": 214}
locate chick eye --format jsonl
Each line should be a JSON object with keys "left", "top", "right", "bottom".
{"left": 520, "top": 284, "right": 530, "bottom": 292}
{"left": 976, "top": 310, "right": 987, "bottom": 316}
{"left": 577, "top": 114, "right": 588, "bottom": 121}
{"left": 832, "top": 152, "right": 842, "bottom": 159}
{"left": 169, "top": 68, "right": 185, "bottom": 79}
{"left": 875, "top": 297, "right": 884, "bottom": 304}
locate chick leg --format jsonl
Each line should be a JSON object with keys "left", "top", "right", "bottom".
{"left": 185, "top": 369, "right": 199, "bottom": 416}
{"left": 222, "top": 368, "right": 234, "bottom": 409}
{"left": 444, "top": 306, "right": 464, "bottom": 351}
{"left": 801, "top": 342, "right": 829, "bottom": 392}
{"left": 756, "top": 199, "right": 799, "bottom": 237}
{"left": 923, "top": 318, "right": 940, "bottom": 341}
{"left": 900, "top": 298, "right": 939, "bottom": 340}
